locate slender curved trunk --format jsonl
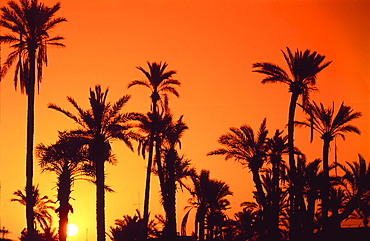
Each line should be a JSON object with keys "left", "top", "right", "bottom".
{"left": 288, "top": 91, "right": 299, "bottom": 241}
{"left": 141, "top": 132, "right": 154, "bottom": 240}
{"left": 251, "top": 168, "right": 267, "bottom": 210}
{"left": 26, "top": 46, "right": 36, "bottom": 238}
{"left": 321, "top": 138, "right": 331, "bottom": 237}
{"left": 142, "top": 98, "right": 158, "bottom": 241}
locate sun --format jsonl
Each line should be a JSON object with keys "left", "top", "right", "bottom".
{"left": 67, "top": 223, "right": 79, "bottom": 237}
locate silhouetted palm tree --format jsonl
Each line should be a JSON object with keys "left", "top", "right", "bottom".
{"left": 37, "top": 132, "right": 89, "bottom": 241}
{"left": 11, "top": 186, "right": 55, "bottom": 234}
{"left": 152, "top": 105, "right": 189, "bottom": 240}
{"left": 295, "top": 156, "right": 323, "bottom": 237}
{"left": 108, "top": 210, "right": 159, "bottom": 241}
{"left": 297, "top": 101, "right": 361, "bottom": 228}
{"left": 128, "top": 61, "right": 180, "bottom": 237}
{"left": 208, "top": 119, "right": 269, "bottom": 215}
{"left": 0, "top": 1, "right": 66, "bottom": 236}
{"left": 253, "top": 48, "right": 331, "bottom": 240}
{"left": 48, "top": 85, "right": 139, "bottom": 241}
{"left": 264, "top": 130, "right": 289, "bottom": 240}
{"left": 182, "top": 169, "right": 232, "bottom": 241}
{"left": 336, "top": 155, "right": 370, "bottom": 226}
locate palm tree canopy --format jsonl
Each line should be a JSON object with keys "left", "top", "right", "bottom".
{"left": 0, "top": 0, "right": 66, "bottom": 93}
{"left": 128, "top": 61, "right": 180, "bottom": 103}
{"left": 252, "top": 47, "right": 331, "bottom": 106}
{"left": 11, "top": 185, "right": 55, "bottom": 230}
{"left": 208, "top": 118, "right": 269, "bottom": 170}
{"left": 48, "top": 85, "right": 140, "bottom": 153}
{"left": 37, "top": 131, "right": 89, "bottom": 176}
{"left": 297, "top": 101, "right": 362, "bottom": 142}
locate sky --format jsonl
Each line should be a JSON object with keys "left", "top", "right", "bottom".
{"left": 0, "top": 0, "right": 369, "bottom": 240}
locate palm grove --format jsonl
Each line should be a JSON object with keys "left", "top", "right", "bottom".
{"left": 0, "top": 1, "right": 368, "bottom": 241}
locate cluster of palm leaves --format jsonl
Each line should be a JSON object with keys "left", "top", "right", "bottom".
{"left": 202, "top": 48, "right": 368, "bottom": 241}
{"left": 0, "top": 1, "right": 368, "bottom": 241}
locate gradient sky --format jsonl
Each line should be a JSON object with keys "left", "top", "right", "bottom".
{"left": 0, "top": 0, "right": 369, "bottom": 240}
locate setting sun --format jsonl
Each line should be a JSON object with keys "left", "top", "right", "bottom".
{"left": 0, "top": 0, "right": 368, "bottom": 240}
{"left": 67, "top": 223, "right": 79, "bottom": 237}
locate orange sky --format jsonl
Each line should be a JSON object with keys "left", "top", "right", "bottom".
{"left": 0, "top": 0, "right": 369, "bottom": 240}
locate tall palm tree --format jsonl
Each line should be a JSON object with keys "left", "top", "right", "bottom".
{"left": 128, "top": 61, "right": 180, "bottom": 236}
{"left": 181, "top": 169, "right": 232, "bottom": 241}
{"left": 160, "top": 113, "right": 189, "bottom": 240}
{"left": 48, "top": 85, "right": 139, "bottom": 241}
{"left": 137, "top": 105, "right": 190, "bottom": 240}
{"left": 253, "top": 48, "right": 331, "bottom": 240}
{"left": 208, "top": 119, "right": 269, "bottom": 214}
{"left": 0, "top": 0, "right": 66, "bottom": 236}
{"left": 297, "top": 101, "right": 361, "bottom": 227}
{"left": 266, "top": 130, "right": 289, "bottom": 240}
{"left": 11, "top": 185, "right": 55, "bottom": 233}
{"left": 36, "top": 132, "right": 89, "bottom": 241}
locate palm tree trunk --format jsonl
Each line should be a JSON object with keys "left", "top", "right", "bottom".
{"left": 322, "top": 138, "right": 330, "bottom": 237}
{"left": 271, "top": 158, "right": 280, "bottom": 241}
{"left": 288, "top": 92, "right": 299, "bottom": 241}
{"left": 166, "top": 149, "right": 177, "bottom": 240}
{"left": 141, "top": 132, "right": 154, "bottom": 240}
{"left": 58, "top": 166, "right": 71, "bottom": 241}
{"left": 142, "top": 99, "right": 158, "bottom": 241}
{"left": 26, "top": 46, "right": 36, "bottom": 239}
{"left": 59, "top": 207, "right": 68, "bottom": 241}
{"left": 97, "top": 158, "right": 105, "bottom": 241}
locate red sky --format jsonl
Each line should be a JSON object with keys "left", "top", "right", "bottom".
{"left": 0, "top": 0, "right": 369, "bottom": 240}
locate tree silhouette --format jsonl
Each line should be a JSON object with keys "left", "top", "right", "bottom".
{"left": 0, "top": 0, "right": 66, "bottom": 236}
{"left": 108, "top": 210, "right": 159, "bottom": 241}
{"left": 297, "top": 101, "right": 361, "bottom": 232}
{"left": 157, "top": 109, "right": 189, "bottom": 240}
{"left": 253, "top": 47, "right": 331, "bottom": 240}
{"left": 48, "top": 85, "right": 139, "bottom": 241}
{"left": 11, "top": 185, "right": 55, "bottom": 235}
{"left": 37, "top": 132, "right": 89, "bottom": 241}
{"left": 208, "top": 119, "right": 269, "bottom": 217}
{"left": 128, "top": 61, "right": 180, "bottom": 239}
{"left": 336, "top": 155, "right": 370, "bottom": 227}
{"left": 266, "top": 130, "right": 289, "bottom": 240}
{"left": 182, "top": 169, "right": 232, "bottom": 241}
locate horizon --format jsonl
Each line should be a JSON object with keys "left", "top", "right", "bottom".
{"left": 0, "top": 0, "right": 369, "bottom": 240}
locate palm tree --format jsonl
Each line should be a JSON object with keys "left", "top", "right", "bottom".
{"left": 0, "top": 0, "right": 66, "bottom": 236}
{"left": 297, "top": 101, "right": 361, "bottom": 228}
{"left": 296, "top": 156, "right": 323, "bottom": 237}
{"left": 266, "top": 130, "right": 289, "bottom": 240}
{"left": 181, "top": 169, "right": 232, "bottom": 241}
{"left": 158, "top": 111, "right": 189, "bottom": 240}
{"left": 11, "top": 185, "right": 55, "bottom": 234}
{"left": 108, "top": 210, "right": 159, "bottom": 241}
{"left": 336, "top": 155, "right": 370, "bottom": 226}
{"left": 128, "top": 61, "right": 180, "bottom": 236}
{"left": 48, "top": 85, "right": 139, "bottom": 241}
{"left": 253, "top": 48, "right": 331, "bottom": 240}
{"left": 36, "top": 132, "right": 89, "bottom": 241}
{"left": 208, "top": 119, "right": 269, "bottom": 215}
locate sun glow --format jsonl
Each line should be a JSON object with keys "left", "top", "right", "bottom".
{"left": 67, "top": 223, "right": 79, "bottom": 237}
